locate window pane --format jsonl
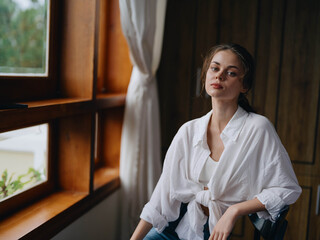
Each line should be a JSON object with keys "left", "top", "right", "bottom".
{"left": 0, "top": 124, "right": 48, "bottom": 202}
{"left": 0, "top": 0, "right": 50, "bottom": 76}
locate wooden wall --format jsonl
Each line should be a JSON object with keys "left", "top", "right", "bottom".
{"left": 157, "top": 0, "right": 320, "bottom": 239}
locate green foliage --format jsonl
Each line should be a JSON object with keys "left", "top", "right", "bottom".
{"left": 0, "top": 167, "right": 44, "bottom": 200}
{"left": 0, "top": 0, "right": 48, "bottom": 74}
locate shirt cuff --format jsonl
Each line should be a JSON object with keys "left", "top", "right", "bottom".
{"left": 140, "top": 202, "right": 168, "bottom": 233}
{"left": 255, "top": 190, "right": 286, "bottom": 221}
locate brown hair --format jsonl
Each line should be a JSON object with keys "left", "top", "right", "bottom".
{"left": 200, "top": 43, "right": 255, "bottom": 113}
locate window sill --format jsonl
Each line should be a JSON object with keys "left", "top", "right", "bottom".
{"left": 0, "top": 95, "right": 126, "bottom": 132}
{"left": 94, "top": 167, "right": 120, "bottom": 190}
{"left": 0, "top": 97, "right": 93, "bottom": 132}
{"left": 0, "top": 171, "right": 120, "bottom": 240}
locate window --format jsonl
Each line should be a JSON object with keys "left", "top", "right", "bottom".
{"left": 0, "top": 0, "right": 131, "bottom": 238}
{"left": 0, "top": 0, "right": 50, "bottom": 76}
{"left": 0, "top": 124, "right": 48, "bottom": 202}
{"left": 0, "top": 0, "right": 57, "bottom": 103}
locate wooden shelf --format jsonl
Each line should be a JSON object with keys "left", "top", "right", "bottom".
{"left": 0, "top": 98, "right": 93, "bottom": 132}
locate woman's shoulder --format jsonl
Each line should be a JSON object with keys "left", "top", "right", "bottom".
{"left": 246, "top": 112, "right": 276, "bottom": 133}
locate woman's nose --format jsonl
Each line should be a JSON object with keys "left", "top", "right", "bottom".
{"left": 216, "top": 71, "right": 224, "bottom": 80}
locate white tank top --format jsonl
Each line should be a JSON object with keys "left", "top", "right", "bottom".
{"left": 199, "top": 156, "right": 219, "bottom": 185}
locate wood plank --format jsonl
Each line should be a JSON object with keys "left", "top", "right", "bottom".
{"left": 293, "top": 176, "right": 320, "bottom": 240}
{"left": 99, "top": 107, "right": 124, "bottom": 169}
{"left": 277, "top": 0, "right": 320, "bottom": 166}
{"left": 190, "top": 0, "right": 220, "bottom": 119}
{"left": 0, "top": 94, "right": 126, "bottom": 133}
{"left": 231, "top": 216, "right": 256, "bottom": 240}
{"left": 306, "top": 0, "right": 320, "bottom": 178}
{"left": 0, "top": 98, "right": 93, "bottom": 132}
{"left": 218, "top": 0, "right": 258, "bottom": 105}
{"left": 285, "top": 186, "right": 310, "bottom": 240}
{"left": 98, "top": 0, "right": 131, "bottom": 94}
{"left": 59, "top": 0, "right": 96, "bottom": 98}
{"left": 94, "top": 167, "right": 119, "bottom": 190}
{"left": 0, "top": 191, "right": 86, "bottom": 240}
{"left": 58, "top": 114, "right": 92, "bottom": 193}
{"left": 253, "top": 0, "right": 286, "bottom": 123}
{"left": 219, "top": 0, "right": 258, "bottom": 55}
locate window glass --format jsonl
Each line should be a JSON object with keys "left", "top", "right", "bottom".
{"left": 0, "top": 124, "right": 48, "bottom": 202}
{"left": 0, "top": 0, "right": 50, "bottom": 76}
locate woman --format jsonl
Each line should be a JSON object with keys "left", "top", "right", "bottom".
{"left": 130, "top": 43, "right": 301, "bottom": 240}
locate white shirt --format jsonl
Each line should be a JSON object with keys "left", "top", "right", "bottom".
{"left": 140, "top": 106, "right": 301, "bottom": 240}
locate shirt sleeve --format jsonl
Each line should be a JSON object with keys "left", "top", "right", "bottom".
{"left": 140, "top": 127, "right": 186, "bottom": 232}
{"left": 253, "top": 118, "right": 302, "bottom": 221}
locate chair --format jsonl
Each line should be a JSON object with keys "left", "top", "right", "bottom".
{"left": 248, "top": 205, "right": 289, "bottom": 240}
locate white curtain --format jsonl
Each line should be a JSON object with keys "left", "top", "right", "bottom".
{"left": 119, "top": 0, "right": 167, "bottom": 238}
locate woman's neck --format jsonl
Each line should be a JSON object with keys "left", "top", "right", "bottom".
{"left": 210, "top": 99, "right": 238, "bottom": 133}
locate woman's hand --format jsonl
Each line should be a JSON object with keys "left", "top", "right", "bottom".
{"left": 209, "top": 198, "right": 266, "bottom": 240}
{"left": 209, "top": 205, "right": 238, "bottom": 240}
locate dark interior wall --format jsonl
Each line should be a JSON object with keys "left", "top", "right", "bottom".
{"left": 157, "top": 0, "right": 320, "bottom": 238}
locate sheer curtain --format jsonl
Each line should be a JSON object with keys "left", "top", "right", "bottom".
{"left": 119, "top": 0, "right": 167, "bottom": 238}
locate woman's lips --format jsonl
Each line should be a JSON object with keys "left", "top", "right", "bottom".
{"left": 211, "top": 83, "right": 222, "bottom": 89}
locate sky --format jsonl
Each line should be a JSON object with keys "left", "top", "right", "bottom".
{"left": 12, "top": 0, "right": 45, "bottom": 10}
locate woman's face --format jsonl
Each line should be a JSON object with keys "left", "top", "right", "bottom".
{"left": 205, "top": 50, "right": 246, "bottom": 103}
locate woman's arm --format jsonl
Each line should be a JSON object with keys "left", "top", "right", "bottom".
{"left": 209, "top": 198, "right": 265, "bottom": 240}
{"left": 130, "top": 219, "right": 153, "bottom": 240}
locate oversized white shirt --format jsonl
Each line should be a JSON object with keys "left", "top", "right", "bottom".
{"left": 140, "top": 106, "right": 301, "bottom": 240}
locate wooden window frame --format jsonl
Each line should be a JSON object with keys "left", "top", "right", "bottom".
{"left": 0, "top": 0, "right": 60, "bottom": 103}
{"left": 0, "top": 121, "right": 56, "bottom": 218}
{"left": 0, "top": 0, "right": 131, "bottom": 238}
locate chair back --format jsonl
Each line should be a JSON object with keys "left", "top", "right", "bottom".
{"left": 248, "top": 205, "right": 289, "bottom": 240}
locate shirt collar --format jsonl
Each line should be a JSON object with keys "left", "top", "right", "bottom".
{"left": 192, "top": 106, "right": 248, "bottom": 147}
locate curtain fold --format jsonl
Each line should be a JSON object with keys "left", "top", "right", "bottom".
{"left": 119, "top": 0, "right": 167, "bottom": 238}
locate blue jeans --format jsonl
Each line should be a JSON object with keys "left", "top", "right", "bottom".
{"left": 144, "top": 203, "right": 210, "bottom": 240}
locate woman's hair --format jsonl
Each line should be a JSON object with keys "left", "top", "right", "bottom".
{"left": 200, "top": 43, "right": 256, "bottom": 113}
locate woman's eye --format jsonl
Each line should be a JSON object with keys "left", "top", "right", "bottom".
{"left": 227, "top": 71, "right": 237, "bottom": 77}
{"left": 211, "top": 67, "right": 218, "bottom": 71}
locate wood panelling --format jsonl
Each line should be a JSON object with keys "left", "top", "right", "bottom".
{"left": 292, "top": 176, "right": 320, "bottom": 240}
{"left": 277, "top": 0, "right": 320, "bottom": 166}
{"left": 190, "top": 0, "right": 220, "bottom": 119}
{"left": 285, "top": 185, "right": 311, "bottom": 240}
{"left": 231, "top": 216, "right": 245, "bottom": 238}
{"left": 59, "top": 0, "right": 96, "bottom": 98}
{"left": 219, "top": 0, "right": 258, "bottom": 105}
{"left": 219, "top": 0, "right": 258, "bottom": 56}
{"left": 253, "top": 0, "right": 286, "bottom": 123}
{"left": 158, "top": 0, "right": 198, "bottom": 152}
